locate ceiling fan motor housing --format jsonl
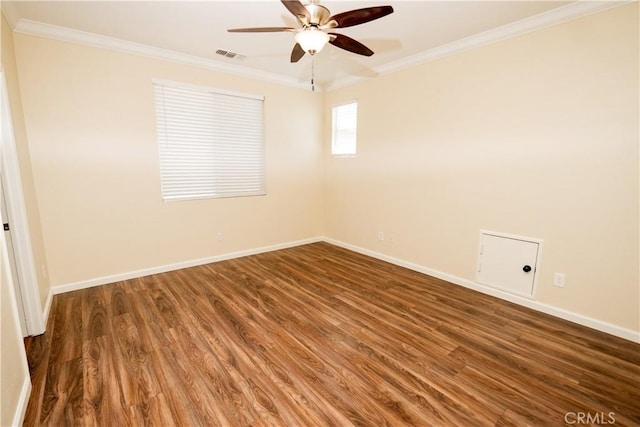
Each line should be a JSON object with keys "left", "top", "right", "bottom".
{"left": 304, "top": 4, "right": 331, "bottom": 27}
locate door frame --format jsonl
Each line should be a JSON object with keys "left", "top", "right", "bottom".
{"left": 0, "top": 69, "right": 45, "bottom": 336}
{"left": 1, "top": 184, "right": 28, "bottom": 335}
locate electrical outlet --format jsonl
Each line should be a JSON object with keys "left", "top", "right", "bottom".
{"left": 377, "top": 231, "right": 384, "bottom": 241}
{"left": 216, "top": 232, "right": 224, "bottom": 241}
{"left": 553, "top": 273, "right": 566, "bottom": 287}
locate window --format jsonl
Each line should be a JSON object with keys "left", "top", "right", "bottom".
{"left": 153, "top": 79, "right": 265, "bottom": 201}
{"left": 331, "top": 102, "right": 357, "bottom": 156}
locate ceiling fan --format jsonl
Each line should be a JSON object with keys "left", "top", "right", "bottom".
{"left": 228, "top": 0, "right": 394, "bottom": 63}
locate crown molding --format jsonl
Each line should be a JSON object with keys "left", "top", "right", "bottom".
{"left": 325, "top": 0, "right": 632, "bottom": 91}
{"left": 10, "top": 0, "right": 632, "bottom": 92}
{"left": 12, "top": 19, "right": 310, "bottom": 90}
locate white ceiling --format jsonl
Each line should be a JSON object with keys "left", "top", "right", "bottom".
{"left": 3, "top": 1, "right": 618, "bottom": 90}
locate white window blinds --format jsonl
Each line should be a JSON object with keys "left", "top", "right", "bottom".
{"left": 331, "top": 101, "right": 357, "bottom": 156}
{"left": 153, "top": 79, "right": 265, "bottom": 201}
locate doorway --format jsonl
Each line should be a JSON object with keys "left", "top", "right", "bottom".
{"left": 1, "top": 179, "right": 28, "bottom": 334}
{"left": 0, "top": 70, "right": 45, "bottom": 336}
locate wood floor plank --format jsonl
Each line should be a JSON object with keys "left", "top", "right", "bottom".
{"left": 24, "top": 242, "right": 640, "bottom": 426}
{"left": 23, "top": 296, "right": 57, "bottom": 425}
{"left": 128, "top": 393, "right": 177, "bottom": 427}
{"left": 145, "top": 346, "right": 207, "bottom": 426}
{"left": 110, "top": 313, "right": 162, "bottom": 407}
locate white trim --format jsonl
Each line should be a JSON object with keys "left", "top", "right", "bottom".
{"left": 12, "top": 20, "right": 309, "bottom": 91}
{"left": 479, "top": 229, "right": 545, "bottom": 245}
{"left": 376, "top": 1, "right": 630, "bottom": 76}
{"left": 42, "top": 287, "right": 53, "bottom": 326}
{"left": 50, "top": 235, "right": 640, "bottom": 343}
{"left": 152, "top": 78, "right": 264, "bottom": 101}
{"left": 323, "top": 237, "right": 640, "bottom": 344}
{"left": 0, "top": 114, "right": 32, "bottom": 425}
{"left": 52, "top": 237, "right": 323, "bottom": 295}
{"left": 12, "top": 377, "right": 31, "bottom": 427}
{"left": 325, "top": 0, "right": 632, "bottom": 91}
{"left": 9, "top": 1, "right": 632, "bottom": 92}
{"left": 0, "top": 70, "right": 45, "bottom": 336}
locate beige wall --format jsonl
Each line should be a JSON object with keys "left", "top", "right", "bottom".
{"left": 2, "top": 4, "right": 635, "bottom": 423}
{"left": 13, "top": 33, "right": 324, "bottom": 286}
{"left": 1, "top": 12, "right": 39, "bottom": 424}
{"left": 6, "top": 3, "right": 639, "bottom": 339}
{"left": 1, "top": 13, "right": 49, "bottom": 309}
{"left": 324, "top": 4, "right": 639, "bottom": 332}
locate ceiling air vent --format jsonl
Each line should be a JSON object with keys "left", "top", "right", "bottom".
{"left": 216, "top": 49, "right": 243, "bottom": 60}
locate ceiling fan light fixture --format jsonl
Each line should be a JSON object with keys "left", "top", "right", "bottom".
{"left": 295, "top": 28, "right": 329, "bottom": 55}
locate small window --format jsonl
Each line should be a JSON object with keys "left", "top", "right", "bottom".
{"left": 331, "top": 102, "right": 357, "bottom": 156}
{"left": 153, "top": 79, "right": 265, "bottom": 201}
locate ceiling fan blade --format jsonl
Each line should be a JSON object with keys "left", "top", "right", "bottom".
{"left": 290, "top": 43, "right": 306, "bottom": 63}
{"left": 281, "top": 0, "right": 310, "bottom": 22}
{"left": 330, "top": 6, "right": 394, "bottom": 28}
{"left": 227, "top": 27, "right": 296, "bottom": 33}
{"left": 329, "top": 33, "right": 374, "bottom": 56}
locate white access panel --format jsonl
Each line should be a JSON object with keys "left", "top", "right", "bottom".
{"left": 476, "top": 231, "right": 541, "bottom": 298}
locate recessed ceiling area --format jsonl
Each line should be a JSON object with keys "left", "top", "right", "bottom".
{"left": 1, "top": 1, "right": 608, "bottom": 89}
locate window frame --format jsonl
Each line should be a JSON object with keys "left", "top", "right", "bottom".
{"left": 153, "top": 78, "right": 266, "bottom": 202}
{"left": 331, "top": 101, "right": 358, "bottom": 157}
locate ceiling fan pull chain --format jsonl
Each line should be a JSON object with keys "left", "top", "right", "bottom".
{"left": 311, "top": 56, "right": 315, "bottom": 92}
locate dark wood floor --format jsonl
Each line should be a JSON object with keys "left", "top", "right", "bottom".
{"left": 23, "top": 242, "right": 639, "bottom": 426}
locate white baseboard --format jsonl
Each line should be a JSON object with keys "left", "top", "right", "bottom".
{"left": 12, "top": 376, "right": 31, "bottom": 427}
{"left": 41, "top": 288, "right": 53, "bottom": 330}
{"left": 49, "top": 235, "right": 639, "bottom": 344}
{"left": 323, "top": 237, "right": 640, "bottom": 344}
{"left": 51, "top": 237, "right": 323, "bottom": 295}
